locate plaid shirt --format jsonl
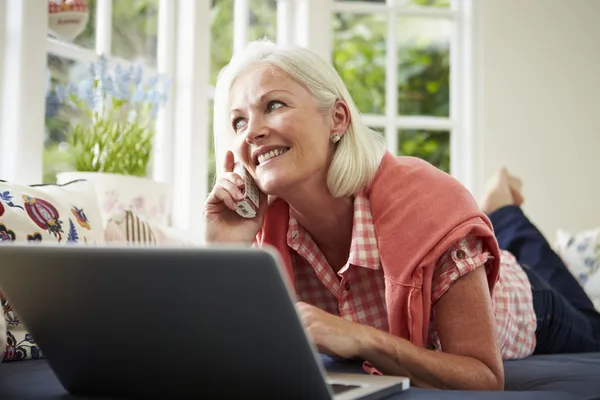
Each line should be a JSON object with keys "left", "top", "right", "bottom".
{"left": 289, "top": 192, "right": 537, "bottom": 360}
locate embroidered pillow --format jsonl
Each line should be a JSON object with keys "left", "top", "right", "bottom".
{"left": 554, "top": 228, "right": 600, "bottom": 286}
{"left": 554, "top": 228, "right": 600, "bottom": 311}
{"left": 0, "top": 179, "right": 105, "bottom": 362}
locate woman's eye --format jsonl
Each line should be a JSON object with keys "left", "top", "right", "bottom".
{"left": 267, "top": 101, "right": 284, "bottom": 112}
{"left": 233, "top": 118, "right": 247, "bottom": 131}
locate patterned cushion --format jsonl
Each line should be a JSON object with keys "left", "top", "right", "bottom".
{"left": 0, "top": 179, "right": 105, "bottom": 362}
{"left": 105, "top": 210, "right": 196, "bottom": 247}
{"left": 105, "top": 210, "right": 157, "bottom": 246}
{"left": 554, "top": 228, "right": 600, "bottom": 311}
{"left": 555, "top": 228, "right": 600, "bottom": 285}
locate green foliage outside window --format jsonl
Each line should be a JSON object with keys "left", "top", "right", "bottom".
{"left": 44, "top": 0, "right": 451, "bottom": 189}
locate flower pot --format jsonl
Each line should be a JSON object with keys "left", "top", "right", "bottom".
{"left": 56, "top": 172, "right": 170, "bottom": 228}
{"left": 47, "top": 0, "right": 90, "bottom": 42}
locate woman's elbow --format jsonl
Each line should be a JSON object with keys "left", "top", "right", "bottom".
{"left": 467, "top": 362, "right": 504, "bottom": 391}
{"left": 489, "top": 377, "right": 505, "bottom": 391}
{"left": 484, "top": 368, "right": 505, "bottom": 391}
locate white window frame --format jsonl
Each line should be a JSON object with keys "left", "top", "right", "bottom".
{"left": 229, "top": 0, "right": 478, "bottom": 192}
{"left": 0, "top": 0, "right": 161, "bottom": 183}
{"left": 0, "top": 0, "right": 211, "bottom": 241}
{"left": 0, "top": 1, "right": 47, "bottom": 185}
{"left": 169, "top": 0, "right": 211, "bottom": 240}
{"left": 0, "top": 0, "right": 480, "bottom": 242}
{"left": 326, "top": 0, "right": 478, "bottom": 193}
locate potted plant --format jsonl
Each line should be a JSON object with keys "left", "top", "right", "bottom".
{"left": 53, "top": 55, "right": 171, "bottom": 227}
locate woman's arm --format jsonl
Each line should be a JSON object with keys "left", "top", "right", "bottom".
{"left": 299, "top": 265, "right": 504, "bottom": 391}
{"left": 357, "top": 266, "right": 504, "bottom": 390}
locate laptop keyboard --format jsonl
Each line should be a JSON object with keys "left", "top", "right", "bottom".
{"left": 329, "top": 383, "right": 361, "bottom": 394}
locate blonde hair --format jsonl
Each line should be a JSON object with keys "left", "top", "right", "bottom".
{"left": 213, "top": 39, "right": 387, "bottom": 197}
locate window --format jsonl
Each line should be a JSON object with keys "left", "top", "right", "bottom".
{"left": 208, "top": 0, "right": 278, "bottom": 191}
{"left": 332, "top": 0, "right": 455, "bottom": 173}
{"left": 44, "top": 0, "right": 160, "bottom": 184}
{"left": 0, "top": 0, "right": 474, "bottom": 240}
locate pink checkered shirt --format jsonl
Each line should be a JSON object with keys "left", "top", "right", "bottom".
{"left": 289, "top": 192, "right": 537, "bottom": 360}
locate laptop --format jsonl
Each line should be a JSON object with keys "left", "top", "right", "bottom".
{"left": 0, "top": 244, "right": 409, "bottom": 399}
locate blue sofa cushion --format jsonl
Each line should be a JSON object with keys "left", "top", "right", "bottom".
{"left": 1, "top": 353, "right": 599, "bottom": 399}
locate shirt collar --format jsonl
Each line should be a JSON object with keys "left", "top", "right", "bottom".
{"left": 286, "top": 192, "right": 381, "bottom": 270}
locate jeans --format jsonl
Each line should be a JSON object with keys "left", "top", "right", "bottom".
{"left": 488, "top": 205, "right": 600, "bottom": 354}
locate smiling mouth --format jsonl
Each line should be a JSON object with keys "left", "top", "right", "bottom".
{"left": 257, "top": 148, "right": 289, "bottom": 165}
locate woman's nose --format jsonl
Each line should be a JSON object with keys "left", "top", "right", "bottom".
{"left": 245, "top": 116, "right": 270, "bottom": 142}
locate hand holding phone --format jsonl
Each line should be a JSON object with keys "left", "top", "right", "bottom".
{"left": 204, "top": 151, "right": 267, "bottom": 244}
{"left": 233, "top": 162, "right": 260, "bottom": 219}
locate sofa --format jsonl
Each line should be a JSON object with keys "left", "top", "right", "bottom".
{"left": 1, "top": 178, "right": 599, "bottom": 399}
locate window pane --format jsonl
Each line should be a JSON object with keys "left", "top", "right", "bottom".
{"left": 333, "top": 12, "right": 387, "bottom": 115}
{"left": 211, "top": 0, "right": 233, "bottom": 85}
{"left": 45, "top": 55, "right": 162, "bottom": 184}
{"left": 210, "top": 0, "right": 278, "bottom": 86}
{"left": 44, "top": 55, "right": 87, "bottom": 184}
{"left": 70, "top": 0, "right": 96, "bottom": 49}
{"left": 396, "top": 0, "right": 451, "bottom": 8}
{"left": 111, "top": 0, "right": 159, "bottom": 66}
{"left": 208, "top": 100, "right": 216, "bottom": 195}
{"left": 249, "top": 0, "right": 277, "bottom": 42}
{"left": 396, "top": 17, "right": 450, "bottom": 117}
{"left": 397, "top": 129, "right": 449, "bottom": 172}
{"left": 337, "top": 0, "right": 450, "bottom": 7}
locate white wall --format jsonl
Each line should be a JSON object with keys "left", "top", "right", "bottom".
{"left": 478, "top": 0, "right": 600, "bottom": 240}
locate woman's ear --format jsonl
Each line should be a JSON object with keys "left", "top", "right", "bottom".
{"left": 330, "top": 100, "right": 351, "bottom": 138}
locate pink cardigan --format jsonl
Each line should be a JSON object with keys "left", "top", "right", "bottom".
{"left": 256, "top": 152, "right": 501, "bottom": 348}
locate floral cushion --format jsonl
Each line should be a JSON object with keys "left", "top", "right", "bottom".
{"left": 0, "top": 179, "right": 105, "bottom": 362}
{"left": 555, "top": 228, "right": 600, "bottom": 285}
{"left": 554, "top": 228, "right": 600, "bottom": 311}
{"left": 56, "top": 172, "right": 170, "bottom": 228}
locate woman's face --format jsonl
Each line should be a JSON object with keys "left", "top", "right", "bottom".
{"left": 228, "top": 64, "right": 347, "bottom": 195}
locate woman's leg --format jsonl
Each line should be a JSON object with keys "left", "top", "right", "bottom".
{"left": 482, "top": 168, "right": 600, "bottom": 354}
{"left": 519, "top": 261, "right": 600, "bottom": 354}
{"left": 489, "top": 205, "right": 598, "bottom": 317}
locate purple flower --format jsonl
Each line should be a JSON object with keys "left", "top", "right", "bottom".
{"left": 77, "top": 79, "right": 95, "bottom": 110}
{"left": 48, "top": 55, "right": 170, "bottom": 127}
{"left": 132, "top": 64, "right": 143, "bottom": 86}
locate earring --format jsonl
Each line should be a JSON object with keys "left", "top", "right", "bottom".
{"left": 331, "top": 133, "right": 341, "bottom": 143}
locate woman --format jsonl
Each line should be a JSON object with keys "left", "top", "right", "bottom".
{"left": 204, "top": 39, "right": 600, "bottom": 390}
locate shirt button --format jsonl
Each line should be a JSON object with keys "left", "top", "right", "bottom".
{"left": 344, "top": 282, "right": 350, "bottom": 291}
{"left": 456, "top": 250, "right": 466, "bottom": 260}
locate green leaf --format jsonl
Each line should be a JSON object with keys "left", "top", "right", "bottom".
{"left": 64, "top": 116, "right": 155, "bottom": 177}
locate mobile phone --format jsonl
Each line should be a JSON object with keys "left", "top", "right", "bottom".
{"left": 233, "top": 162, "right": 260, "bottom": 218}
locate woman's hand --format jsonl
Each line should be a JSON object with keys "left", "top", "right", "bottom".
{"left": 204, "top": 150, "right": 268, "bottom": 244}
{"left": 296, "top": 301, "right": 368, "bottom": 359}
{"left": 297, "top": 267, "right": 504, "bottom": 391}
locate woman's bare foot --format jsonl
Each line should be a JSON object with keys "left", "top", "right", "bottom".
{"left": 507, "top": 173, "right": 524, "bottom": 206}
{"left": 480, "top": 167, "right": 517, "bottom": 214}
